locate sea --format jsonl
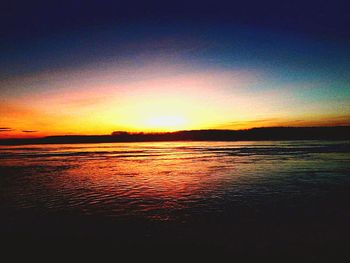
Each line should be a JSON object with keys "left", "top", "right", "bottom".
{"left": 1, "top": 141, "right": 350, "bottom": 259}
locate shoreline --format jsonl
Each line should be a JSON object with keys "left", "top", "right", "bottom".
{"left": 1, "top": 126, "right": 350, "bottom": 146}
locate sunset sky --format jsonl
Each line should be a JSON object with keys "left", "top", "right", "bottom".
{"left": 1, "top": 0, "right": 350, "bottom": 138}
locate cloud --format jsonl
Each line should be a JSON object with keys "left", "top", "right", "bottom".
{"left": 225, "top": 118, "right": 280, "bottom": 126}
{"left": 22, "top": 130, "right": 38, "bottom": 133}
{"left": 0, "top": 127, "right": 13, "bottom": 132}
{"left": 217, "top": 115, "right": 350, "bottom": 129}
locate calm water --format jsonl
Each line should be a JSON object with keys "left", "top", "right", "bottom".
{"left": 1, "top": 141, "right": 350, "bottom": 257}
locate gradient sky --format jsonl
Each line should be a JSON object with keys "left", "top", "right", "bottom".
{"left": 1, "top": 0, "right": 350, "bottom": 137}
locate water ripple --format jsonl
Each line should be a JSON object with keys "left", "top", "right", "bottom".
{"left": 1, "top": 141, "right": 350, "bottom": 222}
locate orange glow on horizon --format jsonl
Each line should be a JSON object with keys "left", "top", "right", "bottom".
{"left": 1, "top": 62, "right": 350, "bottom": 139}
{"left": 143, "top": 115, "right": 188, "bottom": 131}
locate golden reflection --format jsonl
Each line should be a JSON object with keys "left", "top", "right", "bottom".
{"left": 0, "top": 141, "right": 290, "bottom": 221}
{"left": 44, "top": 142, "right": 252, "bottom": 220}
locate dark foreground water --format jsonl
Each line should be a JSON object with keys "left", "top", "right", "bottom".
{"left": 1, "top": 141, "right": 350, "bottom": 260}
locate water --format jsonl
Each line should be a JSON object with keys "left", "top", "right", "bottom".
{"left": 1, "top": 141, "right": 350, "bottom": 257}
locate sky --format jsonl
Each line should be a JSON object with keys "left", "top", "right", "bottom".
{"left": 1, "top": 0, "right": 350, "bottom": 138}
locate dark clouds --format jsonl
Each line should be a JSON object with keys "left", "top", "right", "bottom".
{"left": 0, "top": 128, "right": 38, "bottom": 133}
{"left": 1, "top": 0, "right": 349, "bottom": 41}
{"left": 0, "top": 127, "right": 13, "bottom": 132}
{"left": 22, "top": 130, "right": 38, "bottom": 133}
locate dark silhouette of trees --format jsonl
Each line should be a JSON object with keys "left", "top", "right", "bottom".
{"left": 1, "top": 126, "right": 350, "bottom": 145}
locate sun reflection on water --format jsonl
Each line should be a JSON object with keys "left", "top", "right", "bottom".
{"left": 1, "top": 141, "right": 349, "bottom": 221}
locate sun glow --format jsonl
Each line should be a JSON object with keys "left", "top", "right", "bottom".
{"left": 144, "top": 115, "right": 188, "bottom": 131}
{"left": 1, "top": 59, "right": 349, "bottom": 139}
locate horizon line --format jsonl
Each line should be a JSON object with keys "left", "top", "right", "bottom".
{"left": 54, "top": 125, "right": 350, "bottom": 137}
{"left": 1, "top": 125, "right": 350, "bottom": 142}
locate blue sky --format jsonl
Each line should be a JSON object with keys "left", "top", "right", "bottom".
{"left": 1, "top": 1, "right": 349, "bottom": 137}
